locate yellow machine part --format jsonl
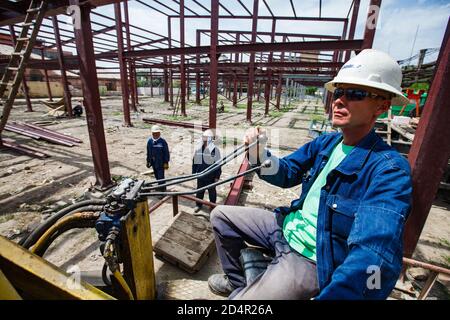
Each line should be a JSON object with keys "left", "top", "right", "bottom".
{"left": 0, "top": 235, "right": 115, "bottom": 300}
{"left": 0, "top": 268, "right": 22, "bottom": 300}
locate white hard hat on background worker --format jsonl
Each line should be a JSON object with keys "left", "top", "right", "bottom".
{"left": 325, "top": 49, "right": 410, "bottom": 106}
{"left": 151, "top": 125, "right": 161, "bottom": 133}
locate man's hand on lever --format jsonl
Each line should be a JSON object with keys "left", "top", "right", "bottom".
{"left": 244, "top": 126, "right": 268, "bottom": 165}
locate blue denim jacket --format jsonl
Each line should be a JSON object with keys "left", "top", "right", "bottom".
{"left": 258, "top": 129, "right": 412, "bottom": 299}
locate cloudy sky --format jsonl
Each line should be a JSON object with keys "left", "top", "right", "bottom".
{"left": 60, "top": 0, "right": 449, "bottom": 68}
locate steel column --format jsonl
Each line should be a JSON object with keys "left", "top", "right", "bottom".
{"left": 195, "top": 30, "right": 201, "bottom": 104}
{"left": 149, "top": 69, "right": 153, "bottom": 98}
{"left": 40, "top": 48, "right": 53, "bottom": 101}
{"left": 275, "top": 35, "right": 287, "bottom": 110}
{"left": 52, "top": 17, "right": 73, "bottom": 116}
{"left": 345, "top": 0, "right": 360, "bottom": 62}
{"left": 168, "top": 17, "right": 174, "bottom": 108}
{"left": 246, "top": 0, "right": 259, "bottom": 123}
{"left": 403, "top": 19, "right": 450, "bottom": 257}
{"left": 209, "top": 0, "right": 219, "bottom": 129}
{"left": 114, "top": 2, "right": 132, "bottom": 127}
{"left": 232, "top": 33, "right": 240, "bottom": 107}
{"left": 163, "top": 56, "right": 169, "bottom": 102}
{"left": 69, "top": 0, "right": 113, "bottom": 189}
{"left": 124, "top": 0, "right": 137, "bottom": 112}
{"left": 179, "top": 0, "right": 187, "bottom": 116}
{"left": 265, "top": 18, "right": 276, "bottom": 115}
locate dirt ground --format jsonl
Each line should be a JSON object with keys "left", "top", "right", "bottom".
{"left": 0, "top": 94, "right": 449, "bottom": 299}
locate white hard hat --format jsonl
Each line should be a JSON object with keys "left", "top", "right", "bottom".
{"left": 151, "top": 125, "right": 161, "bottom": 133}
{"left": 325, "top": 49, "right": 409, "bottom": 106}
{"left": 202, "top": 129, "right": 215, "bottom": 138}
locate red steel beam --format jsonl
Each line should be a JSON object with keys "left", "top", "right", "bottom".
{"left": 195, "top": 30, "right": 201, "bottom": 104}
{"left": 265, "top": 18, "right": 276, "bottom": 115}
{"left": 403, "top": 19, "right": 450, "bottom": 257}
{"left": 168, "top": 17, "right": 174, "bottom": 107}
{"left": 40, "top": 48, "right": 53, "bottom": 101}
{"left": 196, "top": 29, "right": 341, "bottom": 40}
{"left": 124, "top": 0, "right": 137, "bottom": 113}
{"left": 142, "top": 118, "right": 208, "bottom": 131}
{"left": 114, "top": 2, "right": 132, "bottom": 127}
{"left": 69, "top": 0, "right": 113, "bottom": 190}
{"left": 122, "top": 40, "right": 364, "bottom": 59}
{"left": 209, "top": 0, "right": 219, "bottom": 129}
{"left": 52, "top": 16, "right": 72, "bottom": 117}
{"left": 345, "top": 0, "right": 360, "bottom": 62}
{"left": 224, "top": 156, "right": 251, "bottom": 206}
{"left": 247, "top": 0, "right": 259, "bottom": 123}
{"left": 179, "top": 0, "right": 187, "bottom": 116}
{"left": 169, "top": 15, "right": 347, "bottom": 22}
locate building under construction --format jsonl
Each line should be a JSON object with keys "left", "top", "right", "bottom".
{"left": 0, "top": 0, "right": 449, "bottom": 301}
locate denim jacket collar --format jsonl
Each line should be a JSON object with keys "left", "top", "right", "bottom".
{"left": 318, "top": 129, "right": 381, "bottom": 176}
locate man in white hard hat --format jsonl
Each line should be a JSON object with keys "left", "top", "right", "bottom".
{"left": 192, "top": 129, "right": 222, "bottom": 213}
{"left": 208, "top": 49, "right": 412, "bottom": 300}
{"left": 146, "top": 125, "right": 170, "bottom": 192}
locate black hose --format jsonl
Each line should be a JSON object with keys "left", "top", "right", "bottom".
{"left": 20, "top": 200, "right": 106, "bottom": 248}
{"left": 32, "top": 214, "right": 99, "bottom": 257}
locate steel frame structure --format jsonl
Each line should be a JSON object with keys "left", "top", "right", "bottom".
{"left": 1, "top": 1, "right": 449, "bottom": 258}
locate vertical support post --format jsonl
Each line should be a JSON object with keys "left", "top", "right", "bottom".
{"left": 69, "top": 0, "right": 113, "bottom": 189}
{"left": 195, "top": 30, "right": 201, "bottom": 104}
{"left": 115, "top": 2, "right": 132, "bottom": 127}
{"left": 41, "top": 48, "right": 53, "bottom": 101}
{"left": 403, "top": 19, "right": 450, "bottom": 258}
{"left": 179, "top": 0, "right": 187, "bottom": 116}
{"left": 345, "top": 0, "right": 361, "bottom": 62}
{"left": 338, "top": 19, "right": 348, "bottom": 63}
{"left": 232, "top": 33, "right": 240, "bottom": 107}
{"left": 209, "top": 0, "right": 219, "bottom": 129}
{"left": 9, "top": 26, "right": 32, "bottom": 112}
{"left": 163, "top": 56, "right": 169, "bottom": 102}
{"left": 124, "top": 0, "right": 136, "bottom": 112}
{"left": 149, "top": 69, "right": 153, "bottom": 98}
{"left": 239, "top": 81, "right": 242, "bottom": 99}
{"left": 52, "top": 17, "right": 73, "bottom": 116}
{"left": 362, "top": 0, "right": 382, "bottom": 50}
{"left": 257, "top": 80, "right": 261, "bottom": 102}
{"left": 246, "top": 0, "right": 259, "bottom": 123}
{"left": 168, "top": 17, "right": 174, "bottom": 108}
{"left": 172, "top": 195, "right": 179, "bottom": 217}
{"left": 265, "top": 18, "right": 276, "bottom": 115}
{"left": 133, "top": 64, "right": 139, "bottom": 105}
{"left": 276, "top": 35, "right": 287, "bottom": 110}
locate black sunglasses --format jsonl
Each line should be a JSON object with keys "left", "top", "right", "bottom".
{"left": 333, "top": 88, "right": 389, "bottom": 101}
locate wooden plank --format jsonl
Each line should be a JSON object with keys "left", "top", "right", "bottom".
{"left": 153, "top": 212, "right": 216, "bottom": 273}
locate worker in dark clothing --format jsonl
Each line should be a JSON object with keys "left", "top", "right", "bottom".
{"left": 192, "top": 129, "right": 222, "bottom": 212}
{"left": 146, "top": 125, "right": 170, "bottom": 192}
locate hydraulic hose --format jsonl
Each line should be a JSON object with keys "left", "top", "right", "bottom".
{"left": 20, "top": 200, "right": 106, "bottom": 249}
{"left": 139, "top": 159, "right": 271, "bottom": 197}
{"left": 141, "top": 137, "right": 263, "bottom": 191}
{"left": 144, "top": 145, "right": 246, "bottom": 186}
{"left": 29, "top": 211, "right": 100, "bottom": 256}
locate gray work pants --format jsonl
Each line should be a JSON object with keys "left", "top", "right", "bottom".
{"left": 210, "top": 205, "right": 320, "bottom": 300}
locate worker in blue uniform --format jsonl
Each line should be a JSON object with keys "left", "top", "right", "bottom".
{"left": 146, "top": 125, "right": 170, "bottom": 192}
{"left": 192, "top": 129, "right": 222, "bottom": 212}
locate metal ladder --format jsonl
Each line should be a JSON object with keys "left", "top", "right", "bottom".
{"left": 0, "top": 0, "right": 48, "bottom": 144}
